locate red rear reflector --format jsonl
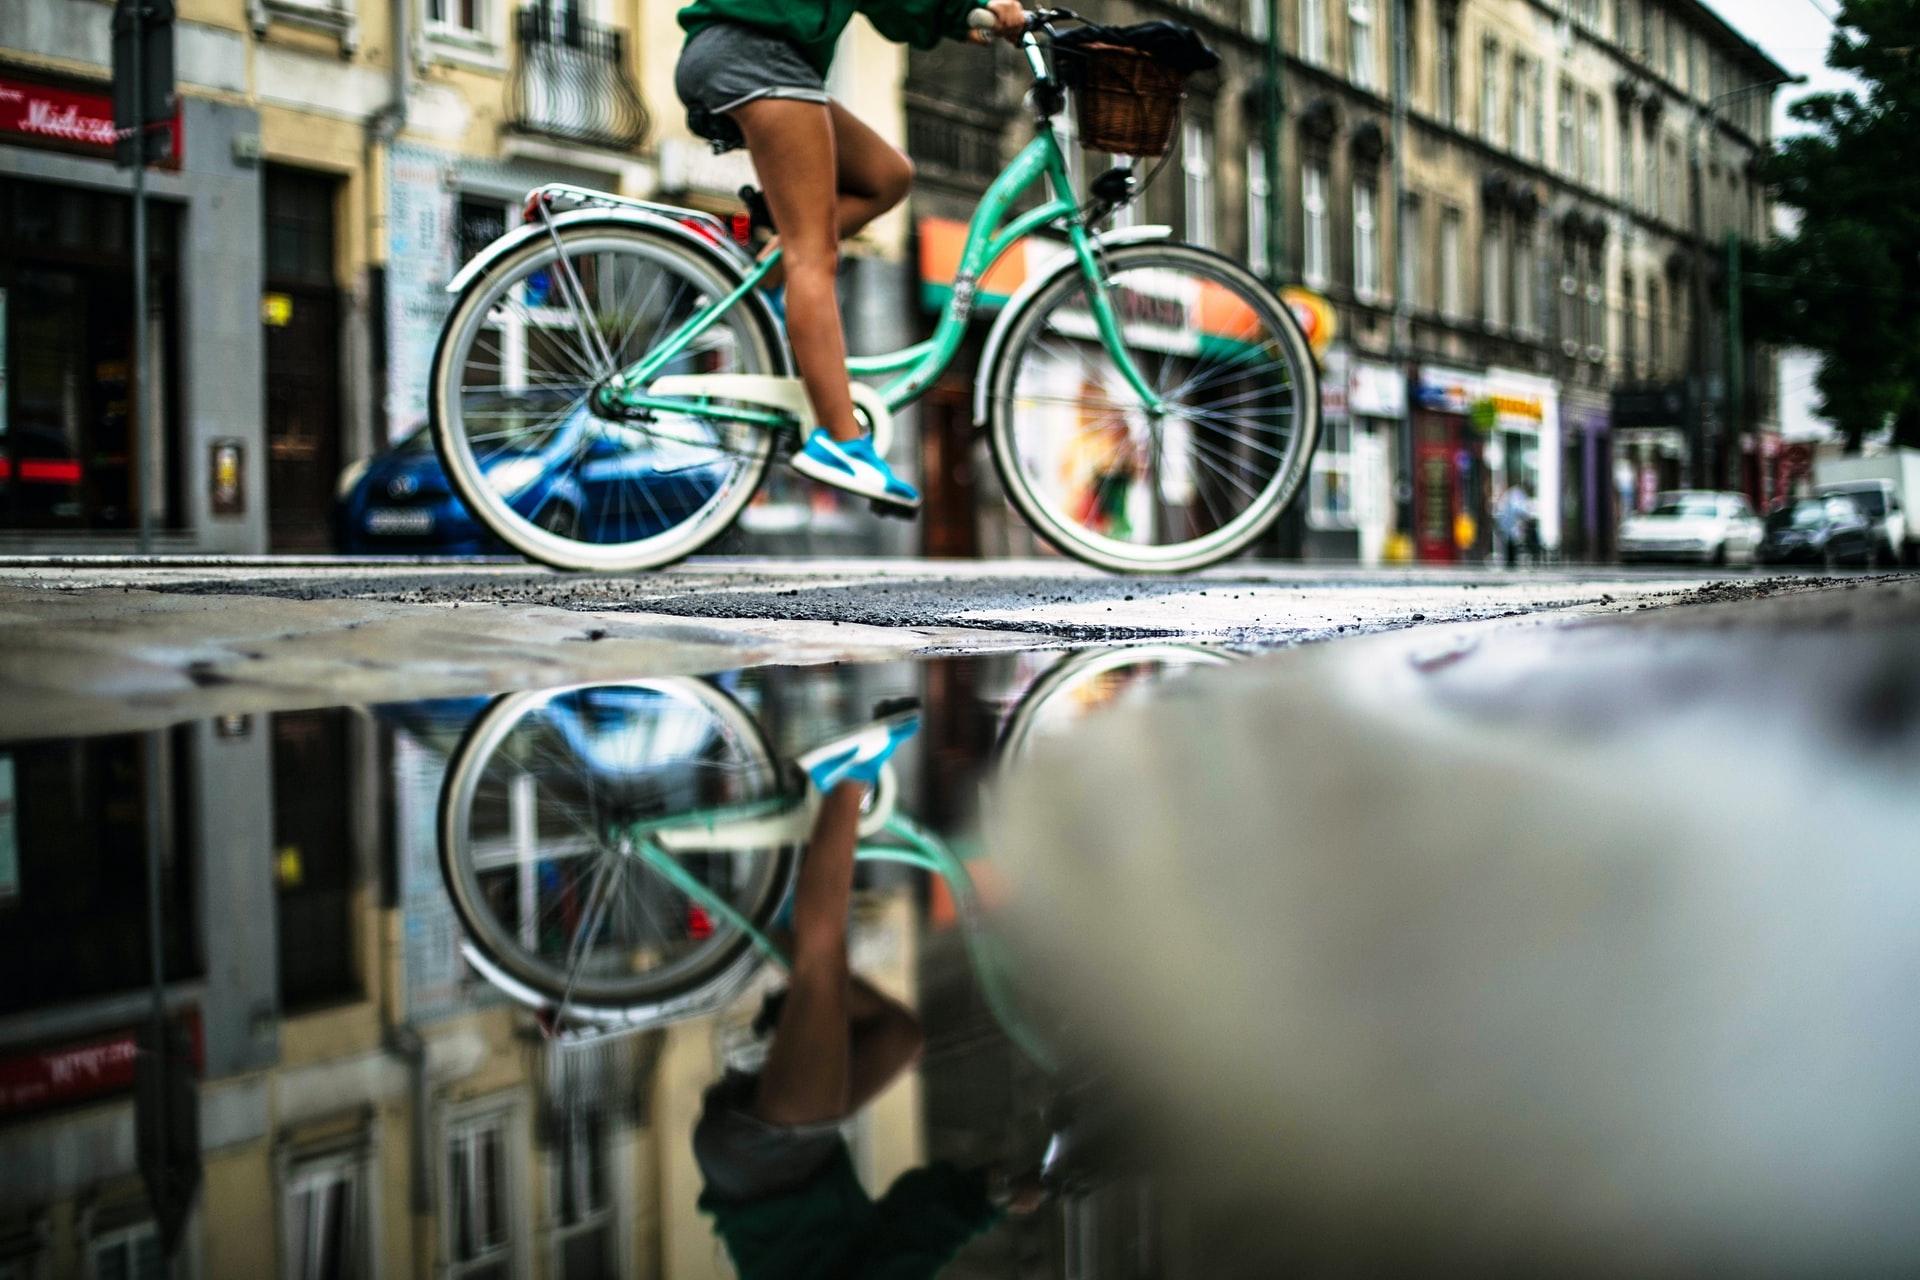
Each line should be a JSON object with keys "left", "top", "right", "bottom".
{"left": 679, "top": 217, "right": 723, "bottom": 248}
{"left": 730, "top": 212, "right": 752, "bottom": 245}
{"left": 687, "top": 906, "right": 714, "bottom": 940}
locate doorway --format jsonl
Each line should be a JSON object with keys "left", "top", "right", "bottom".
{"left": 263, "top": 166, "right": 343, "bottom": 552}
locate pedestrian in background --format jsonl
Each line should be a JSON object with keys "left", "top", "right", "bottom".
{"left": 1496, "top": 482, "right": 1535, "bottom": 569}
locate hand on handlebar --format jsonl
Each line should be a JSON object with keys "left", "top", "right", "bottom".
{"left": 968, "top": 0, "right": 1029, "bottom": 44}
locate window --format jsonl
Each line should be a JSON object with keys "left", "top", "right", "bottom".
{"left": 549, "top": 1115, "right": 614, "bottom": 1280}
{"left": 1302, "top": 161, "right": 1331, "bottom": 287}
{"left": 1513, "top": 228, "right": 1537, "bottom": 337}
{"left": 447, "top": 1110, "right": 517, "bottom": 1280}
{"left": 1666, "top": 18, "right": 1681, "bottom": 81}
{"left": 1480, "top": 38, "right": 1500, "bottom": 140}
{"left": 1247, "top": 142, "right": 1272, "bottom": 277}
{"left": 1505, "top": 51, "right": 1520, "bottom": 155}
{"left": 1182, "top": 121, "right": 1215, "bottom": 248}
{"left": 286, "top": 1152, "right": 370, "bottom": 1280}
{"left": 426, "top": 0, "right": 486, "bottom": 40}
{"left": 1619, "top": 114, "right": 1635, "bottom": 204}
{"left": 1529, "top": 61, "right": 1546, "bottom": 159}
{"left": 1646, "top": 276, "right": 1661, "bottom": 371}
{"left": 1309, "top": 413, "right": 1356, "bottom": 529}
{"left": 1618, "top": 0, "right": 1636, "bottom": 53}
{"left": 1585, "top": 242, "right": 1606, "bottom": 352}
{"left": 1348, "top": 0, "right": 1378, "bottom": 91}
{"left": 1559, "top": 235, "right": 1581, "bottom": 348}
{"left": 1582, "top": 92, "right": 1603, "bottom": 185}
{"left": 1250, "top": 0, "right": 1269, "bottom": 40}
{"left": 1664, "top": 136, "right": 1681, "bottom": 223}
{"left": 1621, "top": 269, "right": 1637, "bottom": 366}
{"left": 1557, "top": 78, "right": 1577, "bottom": 175}
{"left": 90, "top": 1224, "right": 162, "bottom": 1280}
{"left": 1400, "top": 192, "right": 1423, "bottom": 309}
{"left": 1482, "top": 217, "right": 1506, "bottom": 328}
{"left": 1436, "top": 13, "right": 1458, "bottom": 123}
{"left": 456, "top": 197, "right": 509, "bottom": 272}
{"left": 1300, "top": 0, "right": 1326, "bottom": 64}
{"left": 1440, "top": 207, "right": 1464, "bottom": 319}
{"left": 1353, "top": 178, "right": 1381, "bottom": 302}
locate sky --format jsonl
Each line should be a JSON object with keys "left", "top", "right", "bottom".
{"left": 1703, "top": 0, "right": 1865, "bottom": 137}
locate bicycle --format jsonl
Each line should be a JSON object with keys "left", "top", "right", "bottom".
{"left": 429, "top": 6, "right": 1319, "bottom": 575}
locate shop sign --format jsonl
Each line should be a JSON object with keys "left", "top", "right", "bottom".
{"left": 1280, "top": 287, "right": 1337, "bottom": 358}
{"left": 0, "top": 1011, "right": 202, "bottom": 1118}
{"left": 1415, "top": 365, "right": 1485, "bottom": 415}
{"left": 1348, "top": 360, "right": 1406, "bottom": 418}
{"left": 0, "top": 73, "right": 180, "bottom": 165}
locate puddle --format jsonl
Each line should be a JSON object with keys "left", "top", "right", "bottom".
{"left": 0, "top": 647, "right": 1229, "bottom": 1279}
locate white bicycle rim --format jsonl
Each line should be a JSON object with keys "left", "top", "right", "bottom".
{"left": 987, "top": 243, "right": 1319, "bottom": 574}
{"left": 431, "top": 226, "right": 780, "bottom": 572}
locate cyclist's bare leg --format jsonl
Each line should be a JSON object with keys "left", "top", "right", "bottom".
{"left": 732, "top": 97, "right": 861, "bottom": 443}
{"left": 752, "top": 101, "right": 912, "bottom": 293}
{"left": 752, "top": 781, "right": 859, "bottom": 1125}
{"left": 752, "top": 781, "right": 923, "bottom": 1125}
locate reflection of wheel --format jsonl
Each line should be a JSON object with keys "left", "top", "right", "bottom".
{"left": 431, "top": 223, "right": 781, "bottom": 572}
{"left": 438, "top": 679, "right": 796, "bottom": 1018}
{"left": 997, "top": 645, "right": 1235, "bottom": 767}
{"left": 986, "top": 243, "right": 1318, "bottom": 574}
{"left": 1711, "top": 542, "right": 1728, "bottom": 567}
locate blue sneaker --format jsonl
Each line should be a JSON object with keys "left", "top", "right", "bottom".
{"left": 790, "top": 429, "right": 922, "bottom": 512}
{"left": 796, "top": 706, "right": 921, "bottom": 793}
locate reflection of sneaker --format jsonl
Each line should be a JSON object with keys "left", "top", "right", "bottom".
{"left": 796, "top": 704, "right": 921, "bottom": 793}
{"left": 790, "top": 429, "right": 922, "bottom": 512}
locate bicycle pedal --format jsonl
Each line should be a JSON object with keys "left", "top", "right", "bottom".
{"left": 870, "top": 499, "right": 919, "bottom": 521}
{"left": 873, "top": 696, "right": 922, "bottom": 719}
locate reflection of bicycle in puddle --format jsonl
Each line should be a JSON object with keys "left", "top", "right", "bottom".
{"left": 436, "top": 647, "right": 1231, "bottom": 1052}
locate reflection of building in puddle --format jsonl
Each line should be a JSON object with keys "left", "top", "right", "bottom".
{"left": 0, "top": 695, "right": 925, "bottom": 1280}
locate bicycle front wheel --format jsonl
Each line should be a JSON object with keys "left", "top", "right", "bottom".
{"left": 431, "top": 223, "right": 782, "bottom": 572}
{"left": 986, "top": 242, "right": 1319, "bottom": 573}
{"left": 438, "top": 680, "right": 796, "bottom": 1016}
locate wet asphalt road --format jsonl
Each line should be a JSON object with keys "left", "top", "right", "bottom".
{"left": 26, "top": 556, "right": 1867, "bottom": 644}
{"left": 0, "top": 557, "right": 1898, "bottom": 737}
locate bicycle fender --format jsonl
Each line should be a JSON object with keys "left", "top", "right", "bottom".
{"left": 970, "top": 224, "right": 1175, "bottom": 427}
{"left": 445, "top": 208, "right": 793, "bottom": 376}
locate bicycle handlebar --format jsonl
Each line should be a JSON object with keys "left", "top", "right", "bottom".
{"left": 967, "top": 5, "right": 1079, "bottom": 34}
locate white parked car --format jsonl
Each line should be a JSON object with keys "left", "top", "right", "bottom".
{"left": 1618, "top": 490, "right": 1763, "bottom": 566}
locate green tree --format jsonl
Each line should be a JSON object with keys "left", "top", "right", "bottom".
{"left": 1748, "top": 0, "right": 1920, "bottom": 449}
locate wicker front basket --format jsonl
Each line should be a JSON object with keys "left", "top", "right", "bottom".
{"left": 1072, "top": 43, "right": 1187, "bottom": 158}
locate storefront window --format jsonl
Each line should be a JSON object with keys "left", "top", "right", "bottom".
{"left": 1, "top": 178, "right": 180, "bottom": 532}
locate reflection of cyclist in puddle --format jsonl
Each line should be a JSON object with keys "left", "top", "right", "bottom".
{"left": 693, "top": 711, "right": 1045, "bottom": 1276}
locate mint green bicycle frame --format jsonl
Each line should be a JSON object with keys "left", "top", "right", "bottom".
{"left": 610, "top": 122, "right": 1166, "bottom": 432}
{"left": 630, "top": 801, "right": 1059, "bottom": 1072}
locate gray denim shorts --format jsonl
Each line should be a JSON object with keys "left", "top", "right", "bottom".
{"left": 675, "top": 22, "right": 831, "bottom": 155}
{"left": 692, "top": 1070, "right": 845, "bottom": 1202}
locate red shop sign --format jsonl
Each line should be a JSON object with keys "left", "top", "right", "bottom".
{"left": 0, "top": 73, "right": 181, "bottom": 166}
{"left": 0, "top": 1009, "right": 203, "bottom": 1118}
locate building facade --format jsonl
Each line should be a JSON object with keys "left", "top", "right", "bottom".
{"left": 1, "top": 0, "right": 916, "bottom": 556}
{"left": 901, "top": 0, "right": 1787, "bottom": 563}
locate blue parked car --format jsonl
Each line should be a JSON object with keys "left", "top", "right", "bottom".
{"left": 333, "top": 405, "right": 731, "bottom": 556}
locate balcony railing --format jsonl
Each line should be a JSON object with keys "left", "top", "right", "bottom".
{"left": 507, "top": 6, "right": 649, "bottom": 152}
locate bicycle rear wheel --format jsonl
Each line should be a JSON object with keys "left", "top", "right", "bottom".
{"left": 430, "top": 222, "right": 782, "bottom": 572}
{"left": 986, "top": 242, "right": 1318, "bottom": 573}
{"left": 438, "top": 680, "right": 796, "bottom": 1017}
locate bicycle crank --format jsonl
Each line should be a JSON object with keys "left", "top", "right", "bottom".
{"left": 645, "top": 374, "right": 896, "bottom": 458}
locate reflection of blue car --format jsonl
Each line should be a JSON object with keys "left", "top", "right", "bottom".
{"left": 333, "top": 413, "right": 731, "bottom": 556}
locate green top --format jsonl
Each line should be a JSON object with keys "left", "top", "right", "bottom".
{"left": 678, "top": 0, "right": 991, "bottom": 79}
{"left": 701, "top": 1143, "right": 1003, "bottom": 1280}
